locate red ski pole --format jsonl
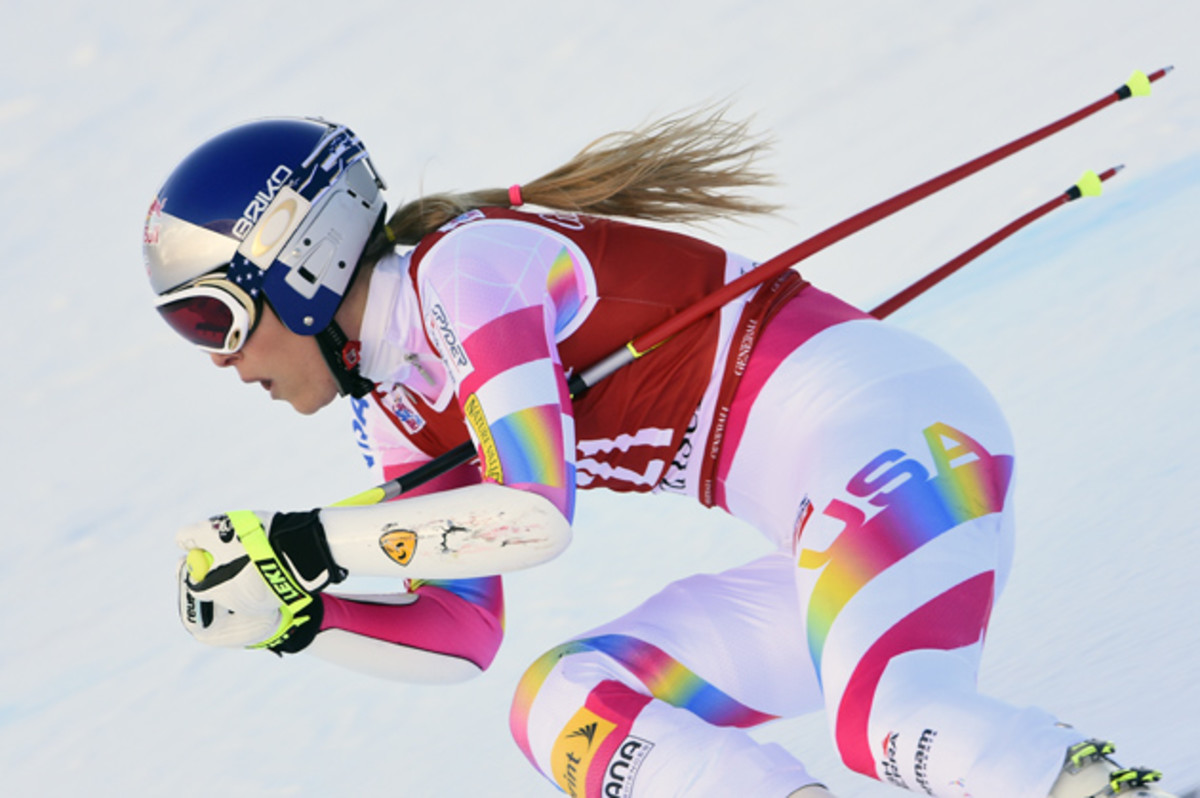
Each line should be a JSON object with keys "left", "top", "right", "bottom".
{"left": 595, "top": 68, "right": 1171, "bottom": 382}
{"left": 336, "top": 69, "right": 1170, "bottom": 507}
{"left": 869, "top": 165, "right": 1125, "bottom": 319}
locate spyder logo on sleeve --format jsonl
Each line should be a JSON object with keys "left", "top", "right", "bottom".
{"left": 422, "top": 284, "right": 475, "bottom": 384}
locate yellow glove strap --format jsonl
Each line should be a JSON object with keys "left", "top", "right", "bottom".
{"left": 226, "top": 510, "right": 314, "bottom": 650}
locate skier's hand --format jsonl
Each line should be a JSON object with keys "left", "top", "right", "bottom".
{"left": 177, "top": 554, "right": 283, "bottom": 649}
{"left": 175, "top": 510, "right": 344, "bottom": 653}
{"left": 177, "top": 510, "right": 347, "bottom": 594}
{"left": 176, "top": 512, "right": 258, "bottom": 589}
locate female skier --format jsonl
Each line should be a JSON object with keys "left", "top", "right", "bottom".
{"left": 145, "top": 112, "right": 1174, "bottom": 798}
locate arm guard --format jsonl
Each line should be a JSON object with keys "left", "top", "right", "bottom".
{"left": 320, "top": 482, "right": 571, "bottom": 579}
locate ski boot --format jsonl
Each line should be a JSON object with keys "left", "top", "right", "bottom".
{"left": 1048, "top": 739, "right": 1176, "bottom": 797}
{"left": 787, "top": 786, "right": 835, "bottom": 797}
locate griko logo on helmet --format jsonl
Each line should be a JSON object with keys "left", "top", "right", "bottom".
{"left": 143, "top": 117, "right": 387, "bottom": 338}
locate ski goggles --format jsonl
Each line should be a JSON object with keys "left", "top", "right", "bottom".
{"left": 155, "top": 274, "right": 262, "bottom": 355}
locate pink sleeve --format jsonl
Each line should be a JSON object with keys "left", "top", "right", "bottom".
{"left": 418, "top": 223, "right": 587, "bottom": 521}
{"left": 456, "top": 306, "right": 575, "bottom": 518}
{"left": 319, "top": 576, "right": 505, "bottom": 671}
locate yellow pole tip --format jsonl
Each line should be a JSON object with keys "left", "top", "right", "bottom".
{"left": 1126, "top": 70, "right": 1152, "bottom": 97}
{"left": 1075, "top": 170, "right": 1104, "bottom": 198}
{"left": 331, "top": 487, "right": 387, "bottom": 507}
{"left": 186, "top": 548, "right": 214, "bottom": 582}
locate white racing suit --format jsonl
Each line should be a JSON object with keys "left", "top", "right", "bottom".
{"left": 334, "top": 208, "right": 1083, "bottom": 797}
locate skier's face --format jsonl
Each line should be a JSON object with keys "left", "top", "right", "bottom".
{"left": 208, "top": 304, "right": 339, "bottom": 415}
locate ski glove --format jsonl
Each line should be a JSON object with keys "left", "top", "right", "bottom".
{"left": 176, "top": 510, "right": 348, "bottom": 654}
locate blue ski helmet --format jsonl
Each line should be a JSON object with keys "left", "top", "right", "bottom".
{"left": 143, "top": 118, "right": 387, "bottom": 336}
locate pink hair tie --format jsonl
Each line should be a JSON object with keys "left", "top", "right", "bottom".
{"left": 508, "top": 184, "right": 524, "bottom": 207}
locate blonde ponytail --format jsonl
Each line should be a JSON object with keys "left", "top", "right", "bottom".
{"left": 375, "top": 104, "right": 779, "bottom": 248}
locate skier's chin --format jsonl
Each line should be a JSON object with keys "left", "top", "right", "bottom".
{"left": 277, "top": 384, "right": 338, "bottom": 416}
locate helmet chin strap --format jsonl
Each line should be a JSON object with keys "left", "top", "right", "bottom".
{"left": 316, "top": 321, "right": 376, "bottom": 399}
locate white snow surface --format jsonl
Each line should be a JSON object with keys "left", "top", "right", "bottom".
{"left": 1, "top": 1, "right": 1197, "bottom": 795}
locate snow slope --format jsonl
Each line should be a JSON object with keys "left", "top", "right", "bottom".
{"left": 1, "top": 1, "right": 1196, "bottom": 795}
